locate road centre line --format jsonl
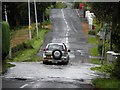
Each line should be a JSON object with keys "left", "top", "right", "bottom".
{"left": 61, "top": 9, "right": 77, "bottom": 33}
{"left": 61, "top": 9, "right": 70, "bottom": 48}
{"left": 20, "top": 84, "right": 28, "bottom": 88}
{"left": 61, "top": 9, "right": 70, "bottom": 32}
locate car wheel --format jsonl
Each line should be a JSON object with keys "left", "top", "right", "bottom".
{"left": 52, "top": 49, "right": 62, "bottom": 60}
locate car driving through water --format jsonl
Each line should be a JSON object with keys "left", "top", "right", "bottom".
{"left": 43, "top": 43, "right": 70, "bottom": 65}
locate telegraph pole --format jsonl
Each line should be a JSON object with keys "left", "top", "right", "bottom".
{"left": 28, "top": 0, "right": 32, "bottom": 40}
{"left": 101, "top": 23, "right": 107, "bottom": 64}
{"left": 4, "top": 5, "right": 8, "bottom": 22}
{"left": 34, "top": 0, "right": 38, "bottom": 37}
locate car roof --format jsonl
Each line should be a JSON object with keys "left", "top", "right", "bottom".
{"left": 48, "top": 43, "right": 64, "bottom": 46}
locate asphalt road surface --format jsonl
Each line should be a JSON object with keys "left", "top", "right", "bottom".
{"left": 2, "top": 8, "right": 101, "bottom": 89}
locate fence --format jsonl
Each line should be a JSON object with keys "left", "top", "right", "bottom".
{"left": 106, "top": 51, "right": 120, "bottom": 64}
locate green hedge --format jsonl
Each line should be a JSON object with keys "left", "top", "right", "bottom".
{"left": 112, "top": 57, "right": 120, "bottom": 79}
{"left": 11, "top": 40, "right": 33, "bottom": 57}
{"left": 88, "top": 30, "right": 96, "bottom": 35}
{"left": 2, "top": 21, "right": 10, "bottom": 59}
{"left": 98, "top": 43, "right": 103, "bottom": 55}
{"left": 55, "top": 2, "right": 67, "bottom": 8}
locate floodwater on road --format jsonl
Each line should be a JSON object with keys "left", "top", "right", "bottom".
{"left": 3, "top": 61, "right": 100, "bottom": 88}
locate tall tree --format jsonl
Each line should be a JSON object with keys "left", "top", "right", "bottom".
{"left": 112, "top": 2, "right": 120, "bottom": 52}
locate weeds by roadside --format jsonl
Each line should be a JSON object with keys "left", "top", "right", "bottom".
{"left": 6, "top": 29, "right": 50, "bottom": 62}
{"left": 2, "top": 62, "right": 15, "bottom": 74}
{"left": 92, "top": 78, "right": 120, "bottom": 89}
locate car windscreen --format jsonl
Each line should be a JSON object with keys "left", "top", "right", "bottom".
{"left": 48, "top": 44, "right": 64, "bottom": 51}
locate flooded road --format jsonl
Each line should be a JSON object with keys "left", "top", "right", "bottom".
{"left": 2, "top": 8, "right": 101, "bottom": 89}
{"left": 3, "top": 62, "right": 100, "bottom": 88}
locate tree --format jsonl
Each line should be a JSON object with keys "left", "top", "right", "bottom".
{"left": 2, "top": 2, "right": 54, "bottom": 29}
{"left": 111, "top": 2, "right": 120, "bottom": 52}
{"left": 90, "top": 2, "right": 120, "bottom": 51}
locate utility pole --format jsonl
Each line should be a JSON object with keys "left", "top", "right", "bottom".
{"left": 109, "top": 22, "right": 112, "bottom": 50}
{"left": 43, "top": 12, "right": 45, "bottom": 22}
{"left": 101, "top": 23, "right": 107, "bottom": 64}
{"left": 28, "top": 0, "right": 32, "bottom": 40}
{"left": 101, "top": 31, "right": 105, "bottom": 64}
{"left": 34, "top": 0, "right": 38, "bottom": 37}
{"left": 4, "top": 5, "right": 8, "bottom": 22}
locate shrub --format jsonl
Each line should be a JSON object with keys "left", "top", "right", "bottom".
{"left": 55, "top": 2, "right": 67, "bottom": 8}
{"left": 88, "top": 30, "right": 96, "bottom": 35}
{"left": 2, "top": 21, "right": 10, "bottom": 59}
{"left": 23, "top": 40, "right": 33, "bottom": 49}
{"left": 98, "top": 43, "right": 103, "bottom": 55}
{"left": 112, "top": 56, "right": 120, "bottom": 79}
{"left": 91, "top": 64, "right": 114, "bottom": 74}
{"left": 43, "top": 20, "right": 50, "bottom": 25}
{"left": 11, "top": 41, "right": 33, "bottom": 55}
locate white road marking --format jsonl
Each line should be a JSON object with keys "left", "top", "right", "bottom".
{"left": 61, "top": 9, "right": 70, "bottom": 32}
{"left": 66, "top": 32, "right": 68, "bottom": 36}
{"left": 20, "top": 84, "right": 28, "bottom": 88}
{"left": 61, "top": 9, "right": 70, "bottom": 49}
{"left": 66, "top": 37, "right": 69, "bottom": 43}
{"left": 62, "top": 9, "right": 77, "bottom": 33}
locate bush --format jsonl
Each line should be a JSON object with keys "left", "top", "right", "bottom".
{"left": 112, "top": 57, "right": 120, "bottom": 79}
{"left": 2, "top": 21, "right": 10, "bottom": 59}
{"left": 23, "top": 40, "right": 33, "bottom": 49}
{"left": 91, "top": 64, "right": 114, "bottom": 74}
{"left": 88, "top": 30, "right": 96, "bottom": 35}
{"left": 98, "top": 43, "right": 103, "bottom": 55}
{"left": 55, "top": 2, "right": 67, "bottom": 8}
{"left": 12, "top": 43, "right": 24, "bottom": 54}
{"left": 43, "top": 20, "right": 50, "bottom": 25}
{"left": 11, "top": 41, "right": 33, "bottom": 56}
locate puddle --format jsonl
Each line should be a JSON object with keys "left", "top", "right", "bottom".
{"left": 14, "top": 78, "right": 27, "bottom": 81}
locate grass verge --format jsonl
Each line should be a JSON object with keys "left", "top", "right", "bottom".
{"left": 89, "top": 37, "right": 100, "bottom": 64}
{"left": 92, "top": 78, "right": 120, "bottom": 89}
{"left": 88, "top": 37, "right": 98, "bottom": 44}
{"left": 91, "top": 64, "right": 119, "bottom": 89}
{"left": 91, "top": 64, "right": 114, "bottom": 74}
{"left": 90, "top": 47, "right": 99, "bottom": 56}
{"left": 90, "top": 58, "right": 100, "bottom": 64}
{"left": 2, "top": 62, "right": 15, "bottom": 74}
{"left": 7, "top": 29, "right": 50, "bottom": 62}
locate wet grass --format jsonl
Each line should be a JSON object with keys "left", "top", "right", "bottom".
{"left": 2, "top": 62, "right": 15, "bottom": 74}
{"left": 90, "top": 58, "right": 101, "bottom": 64}
{"left": 91, "top": 64, "right": 114, "bottom": 74}
{"left": 91, "top": 64, "right": 119, "bottom": 89}
{"left": 88, "top": 37, "right": 98, "bottom": 44}
{"left": 11, "top": 23, "right": 36, "bottom": 47}
{"left": 7, "top": 29, "right": 50, "bottom": 62}
{"left": 90, "top": 47, "right": 99, "bottom": 57}
{"left": 88, "top": 36, "right": 100, "bottom": 64}
{"left": 92, "top": 78, "right": 120, "bottom": 89}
